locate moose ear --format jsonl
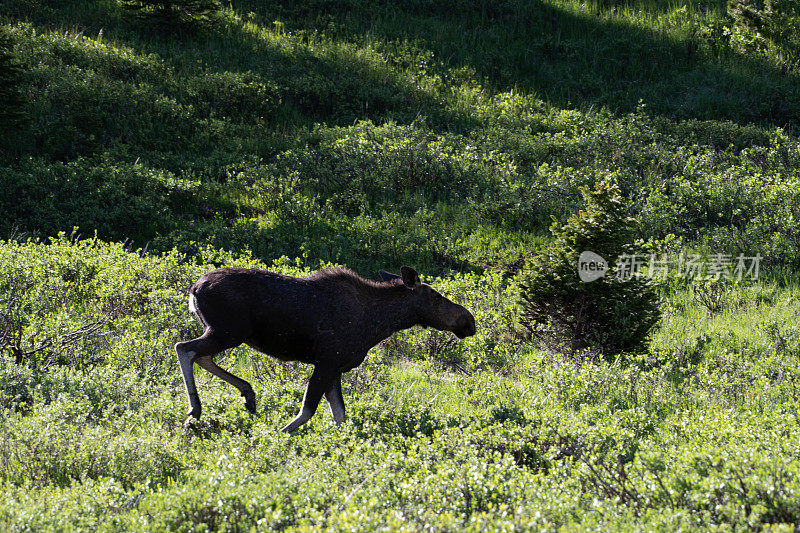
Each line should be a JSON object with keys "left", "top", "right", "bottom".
{"left": 400, "top": 266, "right": 421, "bottom": 289}
{"left": 379, "top": 270, "right": 401, "bottom": 282}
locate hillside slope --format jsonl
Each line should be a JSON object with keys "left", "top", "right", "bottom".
{"left": 1, "top": 0, "right": 799, "bottom": 274}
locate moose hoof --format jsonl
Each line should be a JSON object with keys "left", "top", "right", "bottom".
{"left": 186, "top": 405, "right": 201, "bottom": 420}
{"left": 183, "top": 404, "right": 201, "bottom": 429}
{"left": 183, "top": 415, "right": 198, "bottom": 431}
{"left": 243, "top": 392, "right": 256, "bottom": 414}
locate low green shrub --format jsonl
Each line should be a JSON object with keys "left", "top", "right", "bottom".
{"left": 727, "top": 0, "right": 800, "bottom": 71}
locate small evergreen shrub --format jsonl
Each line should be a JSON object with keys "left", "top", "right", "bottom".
{"left": 520, "top": 180, "right": 660, "bottom": 356}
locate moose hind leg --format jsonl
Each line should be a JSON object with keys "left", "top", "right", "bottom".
{"left": 175, "top": 329, "right": 241, "bottom": 424}
{"left": 176, "top": 340, "right": 202, "bottom": 422}
{"left": 281, "top": 365, "right": 336, "bottom": 433}
{"left": 195, "top": 356, "right": 256, "bottom": 414}
{"left": 324, "top": 374, "right": 346, "bottom": 425}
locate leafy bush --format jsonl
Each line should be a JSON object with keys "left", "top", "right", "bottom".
{"left": 185, "top": 71, "right": 282, "bottom": 124}
{"left": 0, "top": 159, "right": 177, "bottom": 246}
{"left": 0, "top": 236, "right": 201, "bottom": 373}
{"left": 640, "top": 128, "right": 800, "bottom": 268}
{"left": 520, "top": 180, "right": 661, "bottom": 355}
{"left": 727, "top": 0, "right": 800, "bottom": 71}
{"left": 121, "top": 0, "right": 224, "bottom": 33}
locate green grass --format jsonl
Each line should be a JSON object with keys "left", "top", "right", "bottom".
{"left": 1, "top": 0, "right": 800, "bottom": 530}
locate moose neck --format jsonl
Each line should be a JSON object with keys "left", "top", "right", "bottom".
{"left": 363, "top": 284, "right": 420, "bottom": 348}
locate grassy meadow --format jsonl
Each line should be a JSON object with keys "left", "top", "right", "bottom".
{"left": 1, "top": 0, "right": 800, "bottom": 530}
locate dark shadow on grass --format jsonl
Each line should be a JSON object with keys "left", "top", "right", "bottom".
{"left": 236, "top": 0, "right": 799, "bottom": 130}
{"left": 0, "top": 159, "right": 179, "bottom": 244}
{"left": 186, "top": 20, "right": 482, "bottom": 132}
{"left": 594, "top": 0, "right": 725, "bottom": 14}
{"left": 2, "top": 0, "right": 482, "bottom": 164}
{"left": 178, "top": 213, "right": 485, "bottom": 276}
{"left": 7, "top": 0, "right": 797, "bottom": 135}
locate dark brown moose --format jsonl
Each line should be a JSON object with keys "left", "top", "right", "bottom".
{"left": 176, "top": 266, "right": 476, "bottom": 432}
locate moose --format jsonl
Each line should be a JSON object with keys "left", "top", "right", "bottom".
{"left": 175, "top": 265, "right": 476, "bottom": 432}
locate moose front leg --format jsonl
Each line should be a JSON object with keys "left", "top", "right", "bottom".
{"left": 281, "top": 364, "right": 337, "bottom": 433}
{"left": 324, "top": 374, "right": 346, "bottom": 425}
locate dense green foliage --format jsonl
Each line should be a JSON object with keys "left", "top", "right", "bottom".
{"left": 2, "top": 238, "right": 800, "bottom": 530}
{"left": 122, "top": 0, "right": 224, "bottom": 33}
{"left": 521, "top": 181, "right": 661, "bottom": 355}
{"left": 1, "top": 0, "right": 800, "bottom": 530}
{"left": 0, "top": 27, "right": 26, "bottom": 154}
{"left": 727, "top": 0, "right": 800, "bottom": 70}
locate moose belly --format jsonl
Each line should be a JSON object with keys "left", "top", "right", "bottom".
{"left": 246, "top": 332, "right": 315, "bottom": 364}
